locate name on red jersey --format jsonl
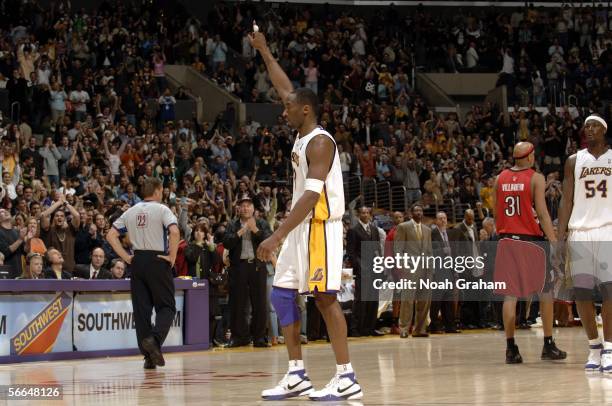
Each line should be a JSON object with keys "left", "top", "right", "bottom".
{"left": 501, "top": 184, "right": 525, "bottom": 192}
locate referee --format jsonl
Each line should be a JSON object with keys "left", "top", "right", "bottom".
{"left": 106, "top": 177, "right": 179, "bottom": 369}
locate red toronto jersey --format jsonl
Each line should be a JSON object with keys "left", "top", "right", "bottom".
{"left": 495, "top": 168, "right": 543, "bottom": 237}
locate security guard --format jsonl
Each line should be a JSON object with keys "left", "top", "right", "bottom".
{"left": 106, "top": 177, "right": 179, "bottom": 369}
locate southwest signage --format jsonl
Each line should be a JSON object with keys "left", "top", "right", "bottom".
{"left": 10, "top": 293, "right": 72, "bottom": 355}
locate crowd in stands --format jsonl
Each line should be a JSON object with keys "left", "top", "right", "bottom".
{"left": 0, "top": 1, "right": 608, "bottom": 346}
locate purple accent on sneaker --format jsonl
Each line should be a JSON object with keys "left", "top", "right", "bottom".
{"left": 339, "top": 372, "right": 356, "bottom": 381}
{"left": 262, "top": 386, "right": 313, "bottom": 401}
{"left": 309, "top": 389, "right": 362, "bottom": 402}
{"left": 590, "top": 344, "right": 604, "bottom": 349}
{"left": 585, "top": 364, "right": 600, "bottom": 370}
{"left": 289, "top": 369, "right": 308, "bottom": 380}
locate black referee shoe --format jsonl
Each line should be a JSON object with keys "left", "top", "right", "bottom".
{"left": 541, "top": 341, "right": 567, "bottom": 360}
{"left": 144, "top": 357, "right": 156, "bottom": 369}
{"left": 506, "top": 345, "right": 523, "bottom": 364}
{"left": 142, "top": 336, "right": 165, "bottom": 367}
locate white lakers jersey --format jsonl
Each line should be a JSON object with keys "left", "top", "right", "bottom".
{"left": 290, "top": 126, "right": 345, "bottom": 221}
{"left": 569, "top": 148, "right": 612, "bottom": 230}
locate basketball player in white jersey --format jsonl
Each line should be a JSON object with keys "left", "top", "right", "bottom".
{"left": 250, "top": 32, "right": 362, "bottom": 401}
{"left": 557, "top": 115, "right": 612, "bottom": 373}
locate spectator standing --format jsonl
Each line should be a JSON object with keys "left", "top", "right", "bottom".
{"left": 0, "top": 208, "right": 27, "bottom": 278}
{"left": 39, "top": 136, "right": 61, "bottom": 187}
{"left": 223, "top": 195, "right": 272, "bottom": 347}
{"left": 347, "top": 206, "right": 383, "bottom": 337}
{"left": 394, "top": 204, "right": 433, "bottom": 338}
{"left": 40, "top": 193, "right": 81, "bottom": 274}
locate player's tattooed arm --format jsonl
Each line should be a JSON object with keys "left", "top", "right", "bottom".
{"left": 556, "top": 154, "right": 576, "bottom": 241}
{"left": 256, "top": 135, "right": 334, "bottom": 261}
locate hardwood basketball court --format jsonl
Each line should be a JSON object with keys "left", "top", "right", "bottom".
{"left": 1, "top": 328, "right": 610, "bottom": 405}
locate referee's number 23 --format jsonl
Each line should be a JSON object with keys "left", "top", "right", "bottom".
{"left": 137, "top": 214, "right": 147, "bottom": 228}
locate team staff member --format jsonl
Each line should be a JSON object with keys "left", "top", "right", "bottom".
{"left": 106, "top": 178, "right": 179, "bottom": 370}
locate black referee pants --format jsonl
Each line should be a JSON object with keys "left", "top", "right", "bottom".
{"left": 229, "top": 260, "right": 267, "bottom": 342}
{"left": 131, "top": 251, "right": 176, "bottom": 356}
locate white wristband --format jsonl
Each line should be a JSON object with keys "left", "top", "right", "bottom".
{"left": 304, "top": 178, "right": 325, "bottom": 193}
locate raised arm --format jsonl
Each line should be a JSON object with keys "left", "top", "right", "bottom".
{"left": 249, "top": 32, "right": 294, "bottom": 103}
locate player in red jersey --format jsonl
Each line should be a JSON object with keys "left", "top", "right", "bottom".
{"left": 493, "top": 142, "right": 567, "bottom": 364}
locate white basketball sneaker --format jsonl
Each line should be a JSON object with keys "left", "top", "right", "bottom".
{"left": 601, "top": 349, "right": 612, "bottom": 374}
{"left": 261, "top": 369, "right": 314, "bottom": 400}
{"left": 585, "top": 343, "right": 603, "bottom": 371}
{"left": 308, "top": 372, "right": 363, "bottom": 401}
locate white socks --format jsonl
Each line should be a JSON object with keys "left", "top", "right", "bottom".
{"left": 288, "top": 360, "right": 304, "bottom": 372}
{"left": 287, "top": 360, "right": 354, "bottom": 375}
{"left": 336, "top": 363, "right": 353, "bottom": 375}
{"left": 604, "top": 341, "right": 612, "bottom": 351}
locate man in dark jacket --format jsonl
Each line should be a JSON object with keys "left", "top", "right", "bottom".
{"left": 451, "top": 209, "right": 482, "bottom": 329}
{"left": 347, "top": 206, "right": 383, "bottom": 337}
{"left": 223, "top": 195, "right": 272, "bottom": 347}
{"left": 429, "top": 211, "right": 459, "bottom": 333}
{"left": 73, "top": 247, "right": 112, "bottom": 279}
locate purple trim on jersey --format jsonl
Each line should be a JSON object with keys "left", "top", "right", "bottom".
{"left": 112, "top": 225, "right": 128, "bottom": 234}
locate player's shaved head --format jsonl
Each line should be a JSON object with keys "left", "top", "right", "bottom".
{"left": 512, "top": 142, "right": 535, "bottom": 169}
{"left": 513, "top": 142, "right": 534, "bottom": 159}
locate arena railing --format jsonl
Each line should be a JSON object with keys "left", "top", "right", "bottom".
{"left": 391, "top": 185, "right": 408, "bottom": 213}
{"left": 376, "top": 181, "right": 392, "bottom": 211}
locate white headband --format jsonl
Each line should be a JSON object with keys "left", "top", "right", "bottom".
{"left": 585, "top": 115, "right": 608, "bottom": 129}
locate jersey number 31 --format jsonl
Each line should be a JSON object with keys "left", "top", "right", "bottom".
{"left": 504, "top": 196, "right": 521, "bottom": 217}
{"left": 585, "top": 180, "right": 608, "bottom": 198}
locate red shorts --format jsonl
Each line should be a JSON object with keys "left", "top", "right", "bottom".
{"left": 494, "top": 236, "right": 548, "bottom": 297}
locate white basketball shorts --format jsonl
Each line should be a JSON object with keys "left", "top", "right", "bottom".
{"left": 568, "top": 224, "right": 612, "bottom": 289}
{"left": 273, "top": 218, "right": 343, "bottom": 294}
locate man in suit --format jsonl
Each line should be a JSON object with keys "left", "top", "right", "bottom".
{"left": 74, "top": 247, "right": 112, "bottom": 279}
{"left": 348, "top": 206, "right": 383, "bottom": 337}
{"left": 480, "top": 217, "right": 502, "bottom": 329}
{"left": 452, "top": 209, "right": 482, "bottom": 329}
{"left": 223, "top": 195, "right": 273, "bottom": 347}
{"left": 394, "top": 203, "right": 433, "bottom": 338}
{"left": 429, "top": 211, "right": 459, "bottom": 334}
